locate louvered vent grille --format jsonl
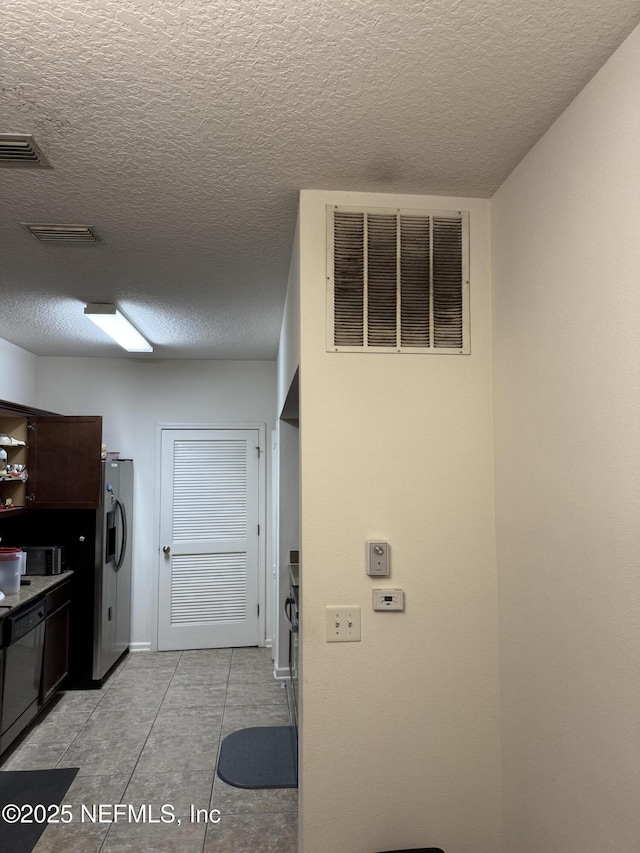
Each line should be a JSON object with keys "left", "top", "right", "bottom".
{"left": 172, "top": 440, "right": 248, "bottom": 541}
{"left": 367, "top": 214, "right": 397, "bottom": 347}
{"left": 23, "top": 223, "right": 104, "bottom": 244}
{"left": 433, "top": 217, "right": 464, "bottom": 348}
{"left": 0, "top": 134, "right": 52, "bottom": 168}
{"left": 170, "top": 553, "right": 247, "bottom": 625}
{"left": 333, "top": 212, "right": 365, "bottom": 347}
{"left": 401, "top": 216, "right": 431, "bottom": 347}
{"left": 328, "top": 206, "right": 469, "bottom": 353}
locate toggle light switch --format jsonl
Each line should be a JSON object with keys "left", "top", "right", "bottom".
{"left": 326, "top": 606, "right": 361, "bottom": 642}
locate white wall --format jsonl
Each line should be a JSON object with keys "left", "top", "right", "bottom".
{"left": 0, "top": 338, "right": 39, "bottom": 408}
{"left": 275, "top": 417, "right": 299, "bottom": 675}
{"left": 275, "top": 214, "right": 301, "bottom": 676}
{"left": 37, "top": 358, "right": 277, "bottom": 650}
{"left": 277, "top": 213, "right": 300, "bottom": 418}
{"left": 491, "top": 24, "right": 640, "bottom": 853}
{"left": 296, "top": 190, "right": 501, "bottom": 852}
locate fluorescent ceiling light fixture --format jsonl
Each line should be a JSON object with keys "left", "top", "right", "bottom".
{"left": 84, "top": 303, "right": 153, "bottom": 352}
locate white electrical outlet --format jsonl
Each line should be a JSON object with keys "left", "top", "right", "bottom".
{"left": 326, "top": 605, "right": 361, "bottom": 642}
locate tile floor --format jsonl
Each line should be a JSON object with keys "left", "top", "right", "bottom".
{"left": 0, "top": 647, "right": 298, "bottom": 852}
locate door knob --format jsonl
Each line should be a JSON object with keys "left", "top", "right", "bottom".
{"left": 163, "top": 545, "right": 171, "bottom": 555}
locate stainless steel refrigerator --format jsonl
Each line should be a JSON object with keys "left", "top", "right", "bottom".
{"left": 91, "top": 458, "right": 133, "bottom": 682}
{"left": 59, "top": 458, "right": 134, "bottom": 687}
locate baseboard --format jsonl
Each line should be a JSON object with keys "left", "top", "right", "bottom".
{"left": 273, "top": 664, "right": 290, "bottom": 681}
{"left": 129, "top": 642, "right": 278, "bottom": 657}
{"left": 129, "top": 642, "right": 152, "bottom": 653}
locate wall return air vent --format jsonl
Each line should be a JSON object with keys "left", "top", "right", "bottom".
{"left": 23, "top": 223, "right": 104, "bottom": 244}
{"left": 0, "top": 134, "right": 52, "bottom": 168}
{"left": 327, "top": 206, "right": 470, "bottom": 354}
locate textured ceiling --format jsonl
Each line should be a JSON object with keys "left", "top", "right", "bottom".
{"left": 2, "top": 0, "right": 639, "bottom": 359}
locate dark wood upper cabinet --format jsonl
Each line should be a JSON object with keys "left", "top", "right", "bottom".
{"left": 28, "top": 416, "right": 103, "bottom": 509}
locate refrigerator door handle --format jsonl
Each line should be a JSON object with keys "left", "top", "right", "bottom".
{"left": 115, "top": 498, "right": 128, "bottom": 571}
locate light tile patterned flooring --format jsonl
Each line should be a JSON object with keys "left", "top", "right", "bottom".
{"left": 0, "top": 647, "right": 297, "bottom": 852}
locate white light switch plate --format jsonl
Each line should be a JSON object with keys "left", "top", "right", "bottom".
{"left": 326, "top": 605, "right": 361, "bottom": 642}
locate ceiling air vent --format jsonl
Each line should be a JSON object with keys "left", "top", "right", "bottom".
{"left": 0, "top": 134, "right": 52, "bottom": 168}
{"left": 23, "top": 223, "right": 104, "bottom": 244}
{"left": 327, "top": 205, "right": 470, "bottom": 354}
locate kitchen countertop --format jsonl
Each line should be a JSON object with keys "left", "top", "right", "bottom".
{"left": 0, "top": 572, "right": 73, "bottom": 620}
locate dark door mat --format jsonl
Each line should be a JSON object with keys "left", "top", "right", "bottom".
{"left": 0, "top": 767, "right": 79, "bottom": 853}
{"left": 217, "top": 725, "right": 298, "bottom": 789}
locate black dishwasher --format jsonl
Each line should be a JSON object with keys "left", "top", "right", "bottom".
{"left": 1, "top": 599, "right": 45, "bottom": 754}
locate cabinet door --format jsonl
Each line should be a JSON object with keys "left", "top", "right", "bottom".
{"left": 29, "top": 416, "right": 102, "bottom": 508}
{"left": 0, "top": 414, "right": 28, "bottom": 512}
{"left": 41, "top": 602, "right": 70, "bottom": 704}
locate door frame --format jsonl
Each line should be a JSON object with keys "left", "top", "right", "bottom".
{"left": 153, "top": 422, "right": 267, "bottom": 651}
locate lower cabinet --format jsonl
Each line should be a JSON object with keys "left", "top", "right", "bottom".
{"left": 41, "top": 582, "right": 71, "bottom": 705}
{"left": 0, "top": 581, "right": 72, "bottom": 759}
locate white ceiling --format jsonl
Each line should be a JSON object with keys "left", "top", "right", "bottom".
{"left": 2, "top": 0, "right": 639, "bottom": 360}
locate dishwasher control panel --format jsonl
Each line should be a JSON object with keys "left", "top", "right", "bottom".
{"left": 5, "top": 600, "right": 45, "bottom": 644}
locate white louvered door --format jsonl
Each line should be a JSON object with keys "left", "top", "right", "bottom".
{"left": 158, "top": 429, "right": 261, "bottom": 650}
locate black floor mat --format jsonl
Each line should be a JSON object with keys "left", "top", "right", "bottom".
{"left": 0, "top": 767, "right": 79, "bottom": 853}
{"left": 217, "top": 725, "right": 298, "bottom": 789}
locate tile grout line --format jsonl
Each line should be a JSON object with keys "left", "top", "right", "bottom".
{"left": 96, "top": 650, "right": 187, "bottom": 852}
{"left": 32, "top": 650, "right": 184, "bottom": 850}
{"left": 203, "top": 649, "right": 233, "bottom": 851}
{"left": 51, "top": 650, "right": 139, "bottom": 770}
{"left": 20, "top": 648, "right": 292, "bottom": 851}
